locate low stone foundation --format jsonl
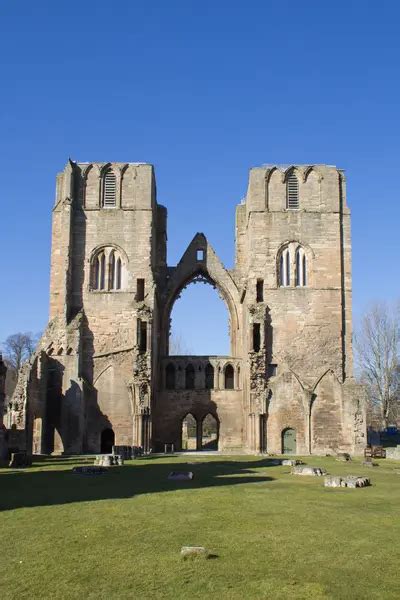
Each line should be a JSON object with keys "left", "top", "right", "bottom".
{"left": 95, "top": 454, "right": 124, "bottom": 467}
{"left": 324, "top": 475, "right": 370, "bottom": 488}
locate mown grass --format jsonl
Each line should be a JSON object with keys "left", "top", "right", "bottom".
{"left": 1, "top": 455, "right": 400, "bottom": 600}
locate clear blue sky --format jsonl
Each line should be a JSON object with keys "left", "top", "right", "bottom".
{"left": 1, "top": 0, "right": 399, "bottom": 355}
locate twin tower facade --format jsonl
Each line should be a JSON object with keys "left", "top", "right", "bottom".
{"left": 7, "top": 161, "right": 366, "bottom": 455}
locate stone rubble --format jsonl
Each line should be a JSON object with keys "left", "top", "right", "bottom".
{"left": 95, "top": 454, "right": 124, "bottom": 467}
{"left": 292, "top": 465, "right": 327, "bottom": 476}
{"left": 181, "top": 546, "right": 208, "bottom": 559}
{"left": 324, "top": 475, "right": 371, "bottom": 488}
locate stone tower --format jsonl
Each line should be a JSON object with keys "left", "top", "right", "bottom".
{"left": 8, "top": 161, "right": 366, "bottom": 456}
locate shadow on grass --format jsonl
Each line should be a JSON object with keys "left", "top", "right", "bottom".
{"left": 0, "top": 457, "right": 275, "bottom": 512}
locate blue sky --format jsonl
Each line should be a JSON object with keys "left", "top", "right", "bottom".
{"left": 0, "top": 0, "right": 399, "bottom": 354}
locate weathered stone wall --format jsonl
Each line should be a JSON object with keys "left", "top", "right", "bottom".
{"left": 7, "top": 161, "right": 366, "bottom": 456}
{"left": 235, "top": 165, "right": 364, "bottom": 454}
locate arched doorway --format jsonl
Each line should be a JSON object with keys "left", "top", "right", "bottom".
{"left": 101, "top": 428, "right": 115, "bottom": 453}
{"left": 181, "top": 414, "right": 197, "bottom": 450}
{"left": 282, "top": 428, "right": 296, "bottom": 454}
{"left": 202, "top": 414, "right": 219, "bottom": 450}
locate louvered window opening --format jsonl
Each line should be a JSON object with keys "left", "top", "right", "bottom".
{"left": 287, "top": 173, "right": 299, "bottom": 209}
{"left": 103, "top": 171, "right": 117, "bottom": 207}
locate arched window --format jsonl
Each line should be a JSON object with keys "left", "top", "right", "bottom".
{"left": 102, "top": 169, "right": 117, "bottom": 208}
{"left": 295, "top": 247, "right": 307, "bottom": 287}
{"left": 116, "top": 258, "right": 122, "bottom": 290}
{"left": 279, "top": 248, "right": 290, "bottom": 287}
{"left": 286, "top": 172, "right": 299, "bottom": 209}
{"left": 90, "top": 246, "right": 125, "bottom": 291}
{"left": 185, "top": 364, "right": 195, "bottom": 390}
{"left": 224, "top": 364, "right": 234, "bottom": 389}
{"left": 166, "top": 363, "right": 176, "bottom": 390}
{"left": 205, "top": 363, "right": 214, "bottom": 389}
{"left": 278, "top": 243, "right": 309, "bottom": 288}
{"left": 109, "top": 250, "right": 116, "bottom": 290}
{"left": 93, "top": 251, "right": 106, "bottom": 290}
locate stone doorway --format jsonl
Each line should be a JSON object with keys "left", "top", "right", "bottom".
{"left": 282, "top": 428, "right": 296, "bottom": 454}
{"left": 101, "top": 428, "right": 115, "bottom": 453}
{"left": 202, "top": 414, "right": 219, "bottom": 450}
{"left": 181, "top": 414, "right": 197, "bottom": 450}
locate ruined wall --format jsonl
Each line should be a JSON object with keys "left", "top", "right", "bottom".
{"left": 236, "top": 164, "right": 364, "bottom": 454}
{"left": 7, "top": 161, "right": 365, "bottom": 456}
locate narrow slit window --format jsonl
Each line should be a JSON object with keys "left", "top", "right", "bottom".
{"left": 295, "top": 247, "right": 307, "bottom": 287}
{"left": 253, "top": 323, "right": 261, "bottom": 352}
{"left": 295, "top": 249, "right": 300, "bottom": 287}
{"left": 99, "top": 253, "right": 106, "bottom": 290}
{"left": 116, "top": 258, "right": 122, "bottom": 290}
{"left": 279, "top": 248, "right": 291, "bottom": 287}
{"left": 136, "top": 278, "right": 145, "bottom": 301}
{"left": 196, "top": 249, "right": 204, "bottom": 261}
{"left": 256, "top": 279, "right": 264, "bottom": 302}
{"left": 138, "top": 319, "right": 147, "bottom": 353}
{"left": 109, "top": 251, "right": 116, "bottom": 290}
{"left": 286, "top": 172, "right": 299, "bottom": 209}
{"left": 279, "top": 253, "right": 284, "bottom": 286}
{"left": 285, "top": 249, "right": 290, "bottom": 286}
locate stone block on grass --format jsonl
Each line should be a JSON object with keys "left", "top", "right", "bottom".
{"left": 292, "top": 466, "right": 327, "bottom": 476}
{"left": 94, "top": 454, "right": 124, "bottom": 467}
{"left": 324, "top": 476, "right": 342, "bottom": 488}
{"left": 341, "top": 476, "right": 370, "bottom": 488}
{"left": 181, "top": 546, "right": 208, "bottom": 559}
{"left": 324, "top": 475, "right": 371, "bottom": 488}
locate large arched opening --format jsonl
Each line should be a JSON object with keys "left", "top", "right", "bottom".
{"left": 201, "top": 414, "right": 219, "bottom": 450}
{"left": 169, "top": 274, "right": 230, "bottom": 356}
{"left": 181, "top": 413, "right": 197, "bottom": 450}
{"left": 155, "top": 235, "right": 242, "bottom": 454}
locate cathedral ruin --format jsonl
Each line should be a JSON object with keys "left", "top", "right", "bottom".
{"left": 7, "top": 161, "right": 366, "bottom": 455}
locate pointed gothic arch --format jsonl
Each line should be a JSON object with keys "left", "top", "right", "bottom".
{"left": 160, "top": 233, "right": 241, "bottom": 356}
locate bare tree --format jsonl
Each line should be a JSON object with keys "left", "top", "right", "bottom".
{"left": 169, "top": 332, "right": 192, "bottom": 355}
{"left": 355, "top": 302, "right": 400, "bottom": 428}
{"left": 2, "top": 332, "right": 39, "bottom": 372}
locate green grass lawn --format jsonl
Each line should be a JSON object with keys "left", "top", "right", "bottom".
{"left": 1, "top": 455, "right": 400, "bottom": 600}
